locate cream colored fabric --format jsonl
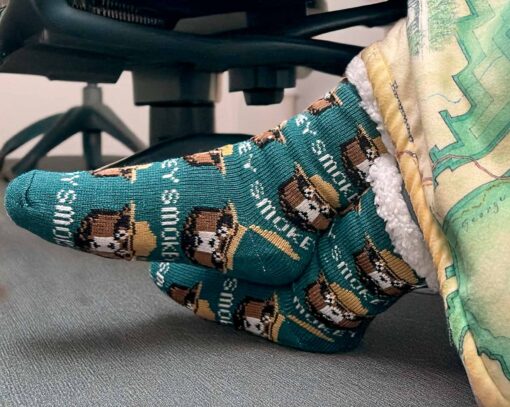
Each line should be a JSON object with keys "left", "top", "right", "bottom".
{"left": 358, "top": 2, "right": 510, "bottom": 404}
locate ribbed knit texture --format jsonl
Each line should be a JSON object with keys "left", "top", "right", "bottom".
{"left": 4, "top": 78, "right": 425, "bottom": 351}
{"left": 6, "top": 80, "right": 391, "bottom": 286}
{"left": 151, "top": 189, "right": 424, "bottom": 352}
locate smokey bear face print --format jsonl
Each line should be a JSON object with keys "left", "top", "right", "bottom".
{"left": 181, "top": 204, "right": 240, "bottom": 272}
{"left": 168, "top": 283, "right": 200, "bottom": 311}
{"left": 340, "top": 127, "right": 387, "bottom": 190}
{"left": 234, "top": 297, "right": 277, "bottom": 339}
{"left": 279, "top": 166, "right": 335, "bottom": 232}
{"left": 75, "top": 205, "right": 134, "bottom": 260}
{"left": 354, "top": 236, "right": 418, "bottom": 297}
{"left": 91, "top": 164, "right": 151, "bottom": 182}
{"left": 306, "top": 274, "right": 365, "bottom": 329}
{"left": 167, "top": 282, "right": 216, "bottom": 322}
{"left": 307, "top": 88, "right": 343, "bottom": 116}
{"left": 92, "top": 167, "right": 137, "bottom": 181}
{"left": 183, "top": 149, "right": 226, "bottom": 173}
{"left": 251, "top": 126, "right": 286, "bottom": 148}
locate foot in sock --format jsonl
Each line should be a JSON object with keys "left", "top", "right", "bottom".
{"left": 5, "top": 79, "right": 388, "bottom": 285}
{"left": 150, "top": 189, "right": 425, "bottom": 352}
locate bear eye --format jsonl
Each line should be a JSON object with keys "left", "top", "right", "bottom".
{"left": 320, "top": 206, "right": 330, "bottom": 215}
{"left": 115, "top": 230, "right": 127, "bottom": 240}
{"left": 303, "top": 187, "right": 314, "bottom": 199}
{"left": 217, "top": 226, "right": 228, "bottom": 237}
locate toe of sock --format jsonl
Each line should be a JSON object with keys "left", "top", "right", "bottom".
{"left": 4, "top": 170, "right": 37, "bottom": 226}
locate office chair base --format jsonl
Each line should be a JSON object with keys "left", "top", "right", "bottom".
{"left": 0, "top": 84, "right": 145, "bottom": 178}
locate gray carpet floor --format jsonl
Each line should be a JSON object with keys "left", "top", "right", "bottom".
{"left": 0, "top": 180, "right": 476, "bottom": 406}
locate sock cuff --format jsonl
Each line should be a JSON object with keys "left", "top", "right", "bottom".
{"left": 367, "top": 154, "right": 438, "bottom": 291}
{"left": 345, "top": 56, "right": 395, "bottom": 156}
{"left": 345, "top": 56, "right": 438, "bottom": 292}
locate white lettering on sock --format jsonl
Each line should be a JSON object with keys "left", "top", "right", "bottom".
{"left": 238, "top": 141, "right": 252, "bottom": 155}
{"left": 250, "top": 181, "right": 264, "bottom": 200}
{"left": 52, "top": 180, "right": 78, "bottom": 247}
{"left": 295, "top": 113, "right": 317, "bottom": 136}
{"left": 311, "top": 140, "right": 354, "bottom": 197}
{"left": 293, "top": 296, "right": 332, "bottom": 333}
{"left": 243, "top": 153, "right": 257, "bottom": 173}
{"left": 286, "top": 227, "right": 304, "bottom": 246}
{"left": 61, "top": 173, "right": 80, "bottom": 187}
{"left": 53, "top": 206, "right": 75, "bottom": 227}
{"left": 161, "top": 159, "right": 180, "bottom": 183}
{"left": 218, "top": 278, "right": 238, "bottom": 325}
{"left": 155, "top": 263, "right": 171, "bottom": 288}
{"left": 295, "top": 114, "right": 307, "bottom": 127}
{"left": 256, "top": 198, "right": 277, "bottom": 220}
{"left": 302, "top": 120, "right": 317, "bottom": 136}
{"left": 56, "top": 189, "right": 77, "bottom": 205}
{"left": 331, "top": 244, "right": 370, "bottom": 300}
{"left": 271, "top": 216, "right": 289, "bottom": 233}
{"left": 300, "top": 237, "right": 314, "bottom": 250}
{"left": 161, "top": 189, "right": 180, "bottom": 260}
{"left": 250, "top": 181, "right": 312, "bottom": 249}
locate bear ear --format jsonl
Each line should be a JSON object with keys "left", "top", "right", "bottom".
{"left": 74, "top": 218, "right": 92, "bottom": 250}
{"left": 233, "top": 301, "right": 247, "bottom": 330}
{"left": 76, "top": 215, "right": 93, "bottom": 237}
{"left": 122, "top": 203, "right": 135, "bottom": 217}
{"left": 224, "top": 202, "right": 239, "bottom": 224}
{"left": 317, "top": 272, "right": 328, "bottom": 285}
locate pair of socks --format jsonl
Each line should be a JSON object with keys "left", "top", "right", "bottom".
{"left": 5, "top": 79, "right": 424, "bottom": 351}
{"left": 151, "top": 188, "right": 424, "bottom": 352}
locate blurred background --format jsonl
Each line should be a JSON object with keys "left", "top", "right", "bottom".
{"left": 0, "top": 0, "right": 387, "bottom": 160}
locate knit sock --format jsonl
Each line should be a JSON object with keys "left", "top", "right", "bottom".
{"left": 5, "top": 80, "right": 388, "bottom": 285}
{"left": 151, "top": 189, "right": 425, "bottom": 352}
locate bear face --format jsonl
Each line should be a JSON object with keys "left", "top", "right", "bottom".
{"left": 340, "top": 127, "right": 387, "bottom": 190}
{"left": 307, "top": 90, "right": 343, "bottom": 116}
{"left": 167, "top": 282, "right": 216, "bottom": 321}
{"left": 181, "top": 204, "right": 240, "bottom": 272}
{"left": 354, "top": 237, "right": 415, "bottom": 297}
{"left": 183, "top": 149, "right": 226, "bottom": 173}
{"left": 91, "top": 164, "right": 151, "bottom": 182}
{"left": 279, "top": 166, "right": 335, "bottom": 232}
{"left": 306, "top": 274, "right": 364, "bottom": 329}
{"left": 92, "top": 167, "right": 137, "bottom": 181}
{"left": 75, "top": 205, "right": 134, "bottom": 260}
{"left": 234, "top": 297, "right": 277, "bottom": 339}
{"left": 168, "top": 283, "right": 200, "bottom": 311}
{"left": 251, "top": 126, "right": 286, "bottom": 148}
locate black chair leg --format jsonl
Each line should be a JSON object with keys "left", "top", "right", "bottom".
{"left": 0, "top": 114, "right": 63, "bottom": 171}
{"left": 12, "top": 108, "right": 84, "bottom": 176}
{"left": 82, "top": 130, "right": 103, "bottom": 170}
{"left": 93, "top": 105, "right": 146, "bottom": 153}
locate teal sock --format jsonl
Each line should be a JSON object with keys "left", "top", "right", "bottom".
{"left": 150, "top": 189, "right": 424, "bottom": 352}
{"left": 5, "top": 80, "right": 388, "bottom": 285}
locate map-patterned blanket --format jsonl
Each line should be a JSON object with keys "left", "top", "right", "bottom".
{"left": 360, "top": 1, "right": 509, "bottom": 405}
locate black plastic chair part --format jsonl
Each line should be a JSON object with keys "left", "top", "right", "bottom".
{"left": 0, "top": 84, "right": 145, "bottom": 176}
{"left": 0, "top": 0, "right": 364, "bottom": 80}
{"left": 0, "top": 0, "right": 407, "bottom": 177}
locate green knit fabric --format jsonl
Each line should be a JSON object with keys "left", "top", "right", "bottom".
{"left": 5, "top": 78, "right": 424, "bottom": 352}
{"left": 151, "top": 189, "right": 424, "bottom": 352}
{"left": 6, "top": 80, "right": 390, "bottom": 286}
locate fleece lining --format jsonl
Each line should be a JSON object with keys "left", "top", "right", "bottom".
{"left": 346, "top": 56, "right": 438, "bottom": 291}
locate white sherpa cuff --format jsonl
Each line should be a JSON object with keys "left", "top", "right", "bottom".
{"left": 346, "top": 56, "right": 438, "bottom": 292}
